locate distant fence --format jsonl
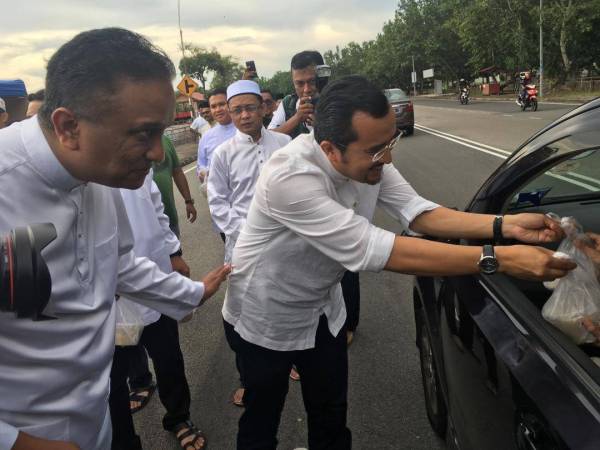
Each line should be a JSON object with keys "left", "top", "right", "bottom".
{"left": 577, "top": 77, "right": 600, "bottom": 92}
{"left": 165, "top": 123, "right": 195, "bottom": 145}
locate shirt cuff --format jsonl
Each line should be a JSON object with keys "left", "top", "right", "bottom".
{"left": 403, "top": 197, "right": 440, "bottom": 235}
{"left": 363, "top": 226, "right": 396, "bottom": 272}
{"left": 0, "top": 421, "right": 19, "bottom": 450}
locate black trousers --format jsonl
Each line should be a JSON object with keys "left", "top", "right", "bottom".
{"left": 128, "top": 344, "right": 153, "bottom": 390}
{"left": 110, "top": 315, "right": 191, "bottom": 450}
{"left": 224, "top": 316, "right": 352, "bottom": 450}
{"left": 341, "top": 271, "right": 360, "bottom": 332}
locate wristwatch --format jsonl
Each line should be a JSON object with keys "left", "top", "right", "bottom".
{"left": 185, "top": 198, "right": 195, "bottom": 205}
{"left": 478, "top": 245, "right": 499, "bottom": 275}
{"left": 493, "top": 215, "right": 504, "bottom": 244}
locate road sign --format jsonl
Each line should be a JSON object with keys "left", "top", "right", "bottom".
{"left": 411, "top": 71, "right": 417, "bottom": 83}
{"left": 177, "top": 75, "right": 198, "bottom": 97}
{"left": 423, "top": 68, "right": 434, "bottom": 79}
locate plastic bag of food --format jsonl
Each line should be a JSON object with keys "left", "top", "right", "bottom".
{"left": 542, "top": 215, "right": 600, "bottom": 344}
{"left": 115, "top": 299, "right": 144, "bottom": 346}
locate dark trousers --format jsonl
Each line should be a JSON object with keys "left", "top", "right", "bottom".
{"left": 341, "top": 271, "right": 360, "bottom": 332}
{"left": 224, "top": 316, "right": 352, "bottom": 450}
{"left": 128, "top": 345, "right": 153, "bottom": 390}
{"left": 110, "top": 315, "right": 191, "bottom": 450}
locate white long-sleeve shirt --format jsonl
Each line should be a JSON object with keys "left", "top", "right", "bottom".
{"left": 222, "top": 132, "right": 439, "bottom": 351}
{"left": 119, "top": 171, "right": 198, "bottom": 326}
{"left": 0, "top": 118, "right": 204, "bottom": 450}
{"left": 207, "top": 127, "right": 290, "bottom": 261}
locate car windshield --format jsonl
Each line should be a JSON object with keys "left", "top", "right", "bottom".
{"left": 384, "top": 89, "right": 408, "bottom": 102}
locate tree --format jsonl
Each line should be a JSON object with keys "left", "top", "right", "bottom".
{"left": 178, "top": 44, "right": 244, "bottom": 92}
{"left": 258, "top": 71, "right": 294, "bottom": 97}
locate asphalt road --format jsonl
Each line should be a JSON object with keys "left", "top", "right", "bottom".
{"left": 134, "top": 98, "right": 579, "bottom": 449}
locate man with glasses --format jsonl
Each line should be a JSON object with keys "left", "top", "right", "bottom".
{"left": 268, "top": 50, "right": 324, "bottom": 138}
{"left": 208, "top": 80, "right": 290, "bottom": 407}
{"left": 222, "top": 75, "right": 573, "bottom": 449}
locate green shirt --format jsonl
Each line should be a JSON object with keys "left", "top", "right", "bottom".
{"left": 153, "top": 135, "right": 180, "bottom": 228}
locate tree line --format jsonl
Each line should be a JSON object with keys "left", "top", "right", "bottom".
{"left": 181, "top": 0, "right": 600, "bottom": 96}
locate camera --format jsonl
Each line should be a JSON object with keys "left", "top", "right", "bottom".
{"left": 310, "top": 65, "right": 332, "bottom": 107}
{"left": 0, "top": 223, "right": 57, "bottom": 320}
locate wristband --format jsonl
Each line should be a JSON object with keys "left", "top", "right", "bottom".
{"left": 185, "top": 198, "right": 195, "bottom": 205}
{"left": 493, "top": 216, "right": 504, "bottom": 244}
{"left": 170, "top": 248, "right": 183, "bottom": 257}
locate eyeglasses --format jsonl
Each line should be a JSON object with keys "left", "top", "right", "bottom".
{"left": 229, "top": 104, "right": 260, "bottom": 116}
{"left": 334, "top": 130, "right": 402, "bottom": 162}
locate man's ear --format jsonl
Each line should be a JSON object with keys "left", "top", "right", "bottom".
{"left": 320, "top": 140, "right": 341, "bottom": 164}
{"left": 51, "top": 108, "right": 81, "bottom": 150}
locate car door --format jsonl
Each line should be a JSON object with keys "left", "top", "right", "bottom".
{"left": 438, "top": 108, "right": 600, "bottom": 449}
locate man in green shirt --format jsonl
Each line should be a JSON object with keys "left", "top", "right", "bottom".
{"left": 152, "top": 135, "right": 197, "bottom": 237}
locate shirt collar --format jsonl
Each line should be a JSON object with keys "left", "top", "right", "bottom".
{"left": 233, "top": 126, "right": 266, "bottom": 146}
{"left": 215, "top": 121, "right": 236, "bottom": 133}
{"left": 304, "top": 132, "right": 349, "bottom": 185}
{"left": 23, "top": 117, "right": 84, "bottom": 191}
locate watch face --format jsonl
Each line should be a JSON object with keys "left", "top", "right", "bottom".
{"left": 479, "top": 256, "right": 498, "bottom": 274}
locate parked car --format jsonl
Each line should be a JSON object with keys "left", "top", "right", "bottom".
{"left": 413, "top": 98, "right": 600, "bottom": 449}
{"left": 383, "top": 88, "right": 414, "bottom": 135}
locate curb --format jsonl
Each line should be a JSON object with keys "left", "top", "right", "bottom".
{"left": 415, "top": 95, "right": 587, "bottom": 105}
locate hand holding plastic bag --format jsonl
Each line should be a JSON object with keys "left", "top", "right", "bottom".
{"left": 542, "top": 215, "right": 600, "bottom": 345}
{"left": 115, "top": 298, "right": 145, "bottom": 346}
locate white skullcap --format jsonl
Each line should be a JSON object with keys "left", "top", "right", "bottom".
{"left": 227, "top": 80, "right": 261, "bottom": 101}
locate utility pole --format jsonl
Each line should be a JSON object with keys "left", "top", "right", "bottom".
{"left": 539, "top": 0, "right": 543, "bottom": 98}
{"left": 178, "top": 0, "right": 194, "bottom": 115}
{"left": 411, "top": 55, "right": 416, "bottom": 96}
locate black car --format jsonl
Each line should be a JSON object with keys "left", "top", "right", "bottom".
{"left": 414, "top": 98, "right": 600, "bottom": 449}
{"left": 383, "top": 88, "right": 414, "bottom": 135}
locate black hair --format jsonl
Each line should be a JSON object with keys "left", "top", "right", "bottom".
{"left": 314, "top": 75, "right": 389, "bottom": 148}
{"left": 27, "top": 89, "right": 45, "bottom": 102}
{"left": 291, "top": 50, "right": 324, "bottom": 71}
{"left": 38, "top": 28, "right": 175, "bottom": 129}
{"left": 260, "top": 88, "right": 273, "bottom": 97}
{"left": 208, "top": 88, "right": 227, "bottom": 103}
{"left": 197, "top": 99, "right": 209, "bottom": 108}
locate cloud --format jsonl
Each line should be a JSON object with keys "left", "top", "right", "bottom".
{"left": 1, "top": 1, "right": 397, "bottom": 91}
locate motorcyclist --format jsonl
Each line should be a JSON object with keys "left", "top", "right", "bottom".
{"left": 459, "top": 78, "right": 470, "bottom": 95}
{"left": 518, "top": 70, "right": 534, "bottom": 104}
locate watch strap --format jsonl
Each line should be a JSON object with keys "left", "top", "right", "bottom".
{"left": 493, "top": 216, "right": 504, "bottom": 244}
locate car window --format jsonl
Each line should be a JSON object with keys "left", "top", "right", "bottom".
{"left": 384, "top": 89, "right": 408, "bottom": 102}
{"left": 507, "top": 148, "right": 600, "bottom": 210}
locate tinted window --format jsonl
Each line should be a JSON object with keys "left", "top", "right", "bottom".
{"left": 508, "top": 148, "right": 600, "bottom": 209}
{"left": 384, "top": 89, "right": 408, "bottom": 102}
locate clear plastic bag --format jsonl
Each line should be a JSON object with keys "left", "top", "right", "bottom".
{"left": 115, "top": 299, "right": 145, "bottom": 346}
{"left": 541, "top": 215, "right": 600, "bottom": 344}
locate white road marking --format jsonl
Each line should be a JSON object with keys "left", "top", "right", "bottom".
{"left": 566, "top": 171, "right": 600, "bottom": 187}
{"left": 413, "top": 124, "right": 598, "bottom": 192}
{"left": 502, "top": 114, "right": 513, "bottom": 117}
{"left": 529, "top": 117, "right": 543, "bottom": 120}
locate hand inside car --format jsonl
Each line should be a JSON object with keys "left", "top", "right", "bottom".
{"left": 576, "top": 232, "right": 600, "bottom": 270}
{"left": 496, "top": 245, "right": 577, "bottom": 281}
{"left": 503, "top": 213, "right": 564, "bottom": 244}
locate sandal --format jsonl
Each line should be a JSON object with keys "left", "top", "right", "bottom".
{"left": 129, "top": 383, "right": 156, "bottom": 414}
{"left": 173, "top": 420, "right": 207, "bottom": 450}
{"left": 231, "top": 387, "right": 245, "bottom": 407}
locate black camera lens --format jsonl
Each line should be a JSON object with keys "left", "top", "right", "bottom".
{"left": 0, "top": 223, "right": 56, "bottom": 320}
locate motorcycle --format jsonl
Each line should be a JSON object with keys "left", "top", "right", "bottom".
{"left": 517, "top": 84, "right": 538, "bottom": 111}
{"left": 459, "top": 87, "right": 470, "bottom": 105}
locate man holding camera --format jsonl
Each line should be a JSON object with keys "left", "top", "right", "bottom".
{"left": 0, "top": 28, "right": 230, "bottom": 450}
{"left": 268, "top": 50, "right": 325, "bottom": 139}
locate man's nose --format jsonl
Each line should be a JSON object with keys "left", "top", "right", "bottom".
{"left": 147, "top": 138, "right": 165, "bottom": 162}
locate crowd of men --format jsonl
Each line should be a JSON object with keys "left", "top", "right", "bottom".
{"left": 0, "top": 27, "right": 585, "bottom": 450}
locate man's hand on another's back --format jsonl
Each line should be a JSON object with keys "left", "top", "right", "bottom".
{"left": 201, "top": 264, "right": 233, "bottom": 301}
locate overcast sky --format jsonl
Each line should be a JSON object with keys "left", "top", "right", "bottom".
{"left": 1, "top": 0, "right": 397, "bottom": 92}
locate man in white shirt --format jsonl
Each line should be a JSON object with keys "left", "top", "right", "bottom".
{"left": 222, "top": 75, "right": 574, "bottom": 449}
{"left": 0, "top": 28, "right": 230, "bottom": 450}
{"left": 208, "top": 79, "right": 290, "bottom": 262}
{"left": 189, "top": 100, "right": 211, "bottom": 139}
{"left": 110, "top": 172, "right": 206, "bottom": 450}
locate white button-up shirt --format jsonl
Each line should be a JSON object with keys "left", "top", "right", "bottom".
{"left": 190, "top": 116, "right": 211, "bottom": 136}
{"left": 222, "top": 133, "right": 439, "bottom": 351}
{"left": 207, "top": 128, "right": 290, "bottom": 261}
{"left": 0, "top": 118, "right": 204, "bottom": 450}
{"left": 119, "top": 171, "right": 194, "bottom": 326}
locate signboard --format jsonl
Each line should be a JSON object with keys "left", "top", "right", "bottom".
{"left": 411, "top": 71, "right": 417, "bottom": 83}
{"left": 177, "top": 75, "right": 198, "bottom": 97}
{"left": 423, "top": 68, "right": 434, "bottom": 79}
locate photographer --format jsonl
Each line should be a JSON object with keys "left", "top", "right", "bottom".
{"left": 268, "top": 50, "right": 325, "bottom": 138}
{"left": 0, "top": 28, "right": 230, "bottom": 450}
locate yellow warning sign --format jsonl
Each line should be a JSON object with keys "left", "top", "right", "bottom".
{"left": 177, "top": 75, "right": 198, "bottom": 97}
